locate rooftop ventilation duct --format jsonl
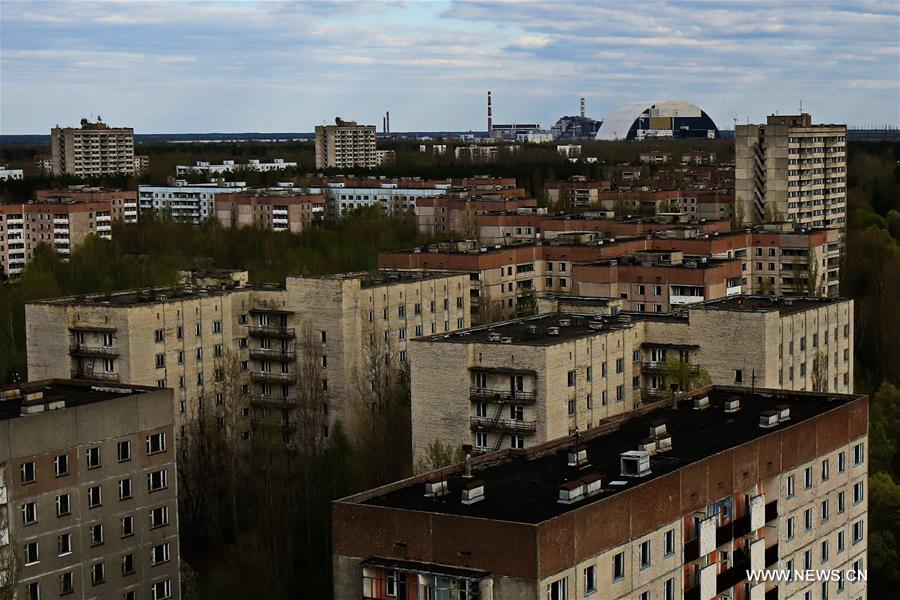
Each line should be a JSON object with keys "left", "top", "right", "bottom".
{"left": 656, "top": 433, "right": 673, "bottom": 453}
{"left": 693, "top": 396, "right": 710, "bottom": 410}
{"left": 638, "top": 437, "right": 657, "bottom": 455}
{"left": 461, "top": 480, "right": 485, "bottom": 505}
{"left": 424, "top": 475, "right": 449, "bottom": 498}
{"left": 758, "top": 410, "right": 779, "bottom": 429}
{"left": 500, "top": 336, "right": 513, "bottom": 344}
{"left": 724, "top": 397, "right": 741, "bottom": 413}
{"left": 547, "top": 326, "right": 559, "bottom": 336}
{"left": 620, "top": 450, "right": 652, "bottom": 478}
{"left": 558, "top": 318, "right": 572, "bottom": 327}
{"left": 582, "top": 473, "right": 603, "bottom": 496}
{"left": 558, "top": 480, "right": 585, "bottom": 504}
{"left": 649, "top": 420, "right": 667, "bottom": 437}
{"left": 588, "top": 321, "right": 603, "bottom": 330}
{"left": 488, "top": 331, "right": 501, "bottom": 342}
{"left": 776, "top": 405, "right": 791, "bottom": 422}
{"left": 567, "top": 446, "right": 588, "bottom": 467}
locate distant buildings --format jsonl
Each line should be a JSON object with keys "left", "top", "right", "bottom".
{"left": 596, "top": 101, "right": 719, "bottom": 141}
{"left": 639, "top": 151, "right": 672, "bottom": 164}
{"left": 551, "top": 115, "right": 602, "bottom": 139}
{"left": 375, "top": 150, "right": 396, "bottom": 166}
{"left": 0, "top": 379, "right": 180, "bottom": 600}
{"left": 138, "top": 181, "right": 247, "bottom": 224}
{"left": 315, "top": 118, "right": 377, "bottom": 169}
{"left": 334, "top": 385, "right": 868, "bottom": 600}
{"left": 736, "top": 113, "right": 847, "bottom": 228}
{"left": 175, "top": 158, "right": 296, "bottom": 177}
{"left": 546, "top": 176, "right": 612, "bottom": 210}
{"left": 1, "top": 188, "right": 137, "bottom": 277}
{"left": 51, "top": 118, "right": 135, "bottom": 176}
{"left": 0, "top": 166, "right": 24, "bottom": 181}
{"left": 133, "top": 155, "right": 150, "bottom": 174}
{"left": 490, "top": 123, "right": 543, "bottom": 141}
{"left": 214, "top": 191, "right": 325, "bottom": 233}
{"left": 33, "top": 154, "right": 53, "bottom": 175}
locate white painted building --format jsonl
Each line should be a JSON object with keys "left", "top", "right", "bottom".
{"left": 175, "top": 158, "right": 297, "bottom": 176}
{"left": 138, "top": 181, "right": 248, "bottom": 223}
{"left": 317, "top": 182, "right": 448, "bottom": 218}
{"left": 0, "top": 166, "right": 24, "bottom": 181}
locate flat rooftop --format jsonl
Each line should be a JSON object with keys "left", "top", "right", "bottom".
{"left": 416, "top": 313, "right": 634, "bottom": 345}
{"left": 357, "top": 387, "right": 863, "bottom": 524}
{"left": 305, "top": 269, "right": 468, "bottom": 289}
{"left": 0, "top": 379, "right": 158, "bottom": 420}
{"left": 695, "top": 295, "right": 849, "bottom": 316}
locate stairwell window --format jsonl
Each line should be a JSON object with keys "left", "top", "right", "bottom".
{"left": 547, "top": 577, "right": 568, "bottom": 600}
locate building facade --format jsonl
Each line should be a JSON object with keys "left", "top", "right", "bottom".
{"left": 214, "top": 192, "right": 325, "bottom": 233}
{"left": 0, "top": 380, "right": 180, "bottom": 600}
{"left": 138, "top": 182, "right": 247, "bottom": 224}
{"left": 334, "top": 386, "right": 868, "bottom": 600}
{"left": 175, "top": 159, "right": 297, "bottom": 177}
{"left": 315, "top": 119, "right": 377, "bottom": 169}
{"left": 736, "top": 113, "right": 847, "bottom": 228}
{"left": 51, "top": 119, "right": 135, "bottom": 177}
{"left": 0, "top": 166, "right": 24, "bottom": 181}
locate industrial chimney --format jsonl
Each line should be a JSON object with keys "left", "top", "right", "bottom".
{"left": 580, "top": 97, "right": 585, "bottom": 118}
{"left": 386, "top": 111, "right": 390, "bottom": 135}
{"left": 487, "top": 90, "right": 492, "bottom": 135}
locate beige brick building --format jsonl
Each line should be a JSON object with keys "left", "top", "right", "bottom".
{"left": 25, "top": 270, "right": 471, "bottom": 444}
{"left": 409, "top": 295, "right": 853, "bottom": 462}
{"left": 51, "top": 119, "right": 135, "bottom": 177}
{"left": 736, "top": 113, "right": 847, "bottom": 228}
{"left": 314, "top": 119, "right": 377, "bottom": 169}
{"left": 214, "top": 191, "right": 325, "bottom": 233}
{"left": 334, "top": 386, "right": 869, "bottom": 600}
{"left": 0, "top": 379, "right": 179, "bottom": 600}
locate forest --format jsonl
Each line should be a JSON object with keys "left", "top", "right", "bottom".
{"left": 0, "top": 138, "right": 897, "bottom": 596}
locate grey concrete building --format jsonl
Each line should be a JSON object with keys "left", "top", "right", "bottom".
{"left": 51, "top": 119, "right": 136, "bottom": 177}
{"left": 314, "top": 119, "right": 377, "bottom": 169}
{"left": 0, "top": 379, "right": 179, "bottom": 600}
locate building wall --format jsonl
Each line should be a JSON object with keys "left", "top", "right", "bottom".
{"left": 51, "top": 126, "right": 135, "bottom": 177}
{"left": 314, "top": 124, "right": 377, "bottom": 169}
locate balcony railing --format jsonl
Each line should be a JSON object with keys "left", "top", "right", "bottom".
{"left": 469, "top": 388, "right": 535, "bottom": 404}
{"left": 248, "top": 348, "right": 296, "bottom": 361}
{"left": 641, "top": 361, "right": 700, "bottom": 374}
{"left": 249, "top": 371, "right": 296, "bottom": 384}
{"left": 248, "top": 325, "right": 295, "bottom": 338}
{"left": 470, "top": 416, "right": 536, "bottom": 433}
{"left": 71, "top": 370, "right": 120, "bottom": 382}
{"left": 68, "top": 344, "right": 119, "bottom": 358}
{"left": 249, "top": 395, "right": 298, "bottom": 408}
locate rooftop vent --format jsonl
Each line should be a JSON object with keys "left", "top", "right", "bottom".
{"left": 649, "top": 420, "right": 667, "bottom": 437}
{"left": 500, "top": 336, "right": 513, "bottom": 344}
{"left": 638, "top": 437, "right": 657, "bottom": 454}
{"left": 488, "top": 331, "right": 501, "bottom": 342}
{"left": 557, "top": 480, "right": 585, "bottom": 504}
{"left": 776, "top": 404, "right": 791, "bottom": 422}
{"left": 567, "top": 446, "right": 588, "bottom": 467}
{"left": 724, "top": 397, "right": 741, "bottom": 413}
{"left": 558, "top": 318, "right": 572, "bottom": 327}
{"left": 547, "top": 326, "right": 559, "bottom": 336}
{"left": 693, "top": 396, "right": 710, "bottom": 410}
{"left": 582, "top": 473, "right": 603, "bottom": 496}
{"left": 656, "top": 433, "right": 673, "bottom": 453}
{"left": 588, "top": 321, "right": 603, "bottom": 330}
{"left": 424, "top": 475, "right": 449, "bottom": 498}
{"left": 461, "top": 479, "right": 485, "bottom": 505}
{"left": 758, "top": 410, "right": 779, "bottom": 429}
{"left": 620, "top": 450, "right": 652, "bottom": 478}
{"left": 525, "top": 325, "right": 538, "bottom": 336}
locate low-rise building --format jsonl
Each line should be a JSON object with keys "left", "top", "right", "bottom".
{"left": 334, "top": 386, "right": 869, "bottom": 600}
{"left": 175, "top": 158, "right": 297, "bottom": 176}
{"left": 0, "top": 379, "right": 180, "bottom": 600}
{"left": 545, "top": 176, "right": 613, "bottom": 210}
{"left": 33, "top": 155, "right": 53, "bottom": 175}
{"left": 133, "top": 155, "right": 150, "bottom": 174}
{"left": 639, "top": 151, "right": 672, "bottom": 164}
{"left": 214, "top": 191, "right": 325, "bottom": 233}
{"left": 0, "top": 166, "right": 24, "bottom": 181}
{"left": 138, "top": 181, "right": 247, "bottom": 223}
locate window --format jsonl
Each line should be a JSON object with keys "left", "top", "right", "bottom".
{"left": 54, "top": 454, "right": 69, "bottom": 477}
{"left": 616, "top": 385, "right": 624, "bottom": 402}
{"left": 24, "top": 541, "right": 39, "bottom": 565}
{"left": 584, "top": 565, "right": 596, "bottom": 595}
{"left": 90, "top": 523, "right": 104, "bottom": 546}
{"left": 55, "top": 493, "right": 70, "bottom": 517}
{"left": 567, "top": 399, "right": 576, "bottom": 416}
{"left": 90, "top": 562, "right": 105, "bottom": 585}
{"left": 567, "top": 370, "right": 576, "bottom": 387}
{"left": 838, "top": 490, "right": 846, "bottom": 513}
{"left": 852, "top": 520, "right": 864, "bottom": 543}
{"left": 615, "top": 358, "right": 624, "bottom": 373}
{"left": 804, "top": 466, "right": 813, "bottom": 489}
{"left": 664, "top": 529, "right": 675, "bottom": 556}
{"left": 21, "top": 461, "right": 35, "bottom": 484}
{"left": 613, "top": 552, "right": 624, "bottom": 581}
{"left": 154, "top": 329, "right": 164, "bottom": 343}
{"left": 854, "top": 442, "right": 864, "bottom": 465}
{"left": 821, "top": 539, "right": 829, "bottom": 562}
{"left": 119, "top": 478, "right": 133, "bottom": 500}
{"left": 821, "top": 499, "right": 829, "bottom": 522}
{"left": 786, "top": 474, "right": 795, "bottom": 497}
{"left": 151, "top": 580, "right": 172, "bottom": 600}
{"left": 59, "top": 572, "right": 74, "bottom": 595}
{"left": 837, "top": 530, "right": 845, "bottom": 553}
{"left": 87, "top": 446, "right": 101, "bottom": 469}
{"left": 664, "top": 578, "right": 674, "bottom": 600}
{"left": 22, "top": 501, "right": 37, "bottom": 525}
{"left": 26, "top": 583, "right": 39, "bottom": 600}
{"left": 640, "top": 593, "right": 649, "bottom": 600}
{"left": 147, "top": 432, "right": 166, "bottom": 455}
{"left": 838, "top": 451, "right": 846, "bottom": 472}
{"left": 787, "top": 516, "right": 795, "bottom": 540}
{"left": 804, "top": 549, "right": 812, "bottom": 570}
{"left": 822, "top": 458, "right": 829, "bottom": 481}
{"left": 475, "top": 432, "right": 488, "bottom": 448}
{"left": 195, "top": 323, "right": 202, "bottom": 336}
{"left": 58, "top": 533, "right": 71, "bottom": 556}
{"left": 155, "top": 353, "right": 165, "bottom": 368}
{"left": 735, "top": 369, "right": 743, "bottom": 384}
{"left": 88, "top": 485, "right": 102, "bottom": 508}
{"left": 122, "top": 515, "right": 134, "bottom": 537}
{"left": 151, "top": 543, "right": 171, "bottom": 565}
{"left": 150, "top": 506, "right": 169, "bottom": 528}
{"left": 122, "top": 553, "right": 135, "bottom": 575}
{"left": 639, "top": 540, "right": 651, "bottom": 569}
{"left": 511, "top": 435, "right": 525, "bottom": 449}
{"left": 804, "top": 508, "right": 812, "bottom": 531}
{"left": 213, "top": 320, "right": 222, "bottom": 333}
{"left": 853, "top": 480, "right": 865, "bottom": 504}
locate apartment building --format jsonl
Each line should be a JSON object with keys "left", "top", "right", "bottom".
{"left": 408, "top": 295, "right": 853, "bottom": 458}
{"left": 25, "top": 270, "right": 471, "bottom": 444}
{"left": 415, "top": 197, "right": 539, "bottom": 237}
{"left": 0, "top": 191, "right": 135, "bottom": 277}
{"left": 138, "top": 181, "right": 247, "bottom": 224}
{"left": 175, "top": 158, "right": 297, "bottom": 176}
{"left": 34, "top": 155, "right": 53, "bottom": 175}
{"left": 375, "top": 150, "right": 396, "bottom": 166}
{"left": 51, "top": 119, "right": 135, "bottom": 177}
{"left": 315, "top": 119, "right": 377, "bottom": 169}
{"left": 214, "top": 191, "right": 325, "bottom": 233}
{"left": 334, "top": 386, "right": 868, "bottom": 600}
{"left": 0, "top": 379, "right": 180, "bottom": 600}
{"left": 0, "top": 166, "right": 24, "bottom": 181}
{"left": 736, "top": 113, "right": 847, "bottom": 228}
{"left": 133, "top": 155, "right": 150, "bottom": 174}
{"left": 545, "top": 176, "right": 612, "bottom": 210}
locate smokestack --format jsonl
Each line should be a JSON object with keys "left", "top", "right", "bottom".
{"left": 386, "top": 111, "right": 390, "bottom": 135}
{"left": 383, "top": 115, "right": 386, "bottom": 134}
{"left": 580, "top": 97, "right": 585, "bottom": 118}
{"left": 487, "top": 90, "right": 492, "bottom": 134}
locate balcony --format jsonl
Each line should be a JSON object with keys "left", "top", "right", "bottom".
{"left": 470, "top": 416, "right": 536, "bottom": 433}
{"left": 249, "top": 348, "right": 296, "bottom": 362}
{"left": 250, "top": 395, "right": 298, "bottom": 408}
{"left": 71, "top": 370, "right": 119, "bottom": 382}
{"left": 249, "top": 371, "right": 296, "bottom": 384}
{"left": 641, "top": 361, "right": 700, "bottom": 375}
{"left": 248, "top": 325, "right": 295, "bottom": 338}
{"left": 68, "top": 344, "right": 119, "bottom": 358}
{"left": 469, "top": 387, "right": 535, "bottom": 404}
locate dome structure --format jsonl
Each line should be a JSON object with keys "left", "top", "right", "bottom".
{"left": 595, "top": 100, "right": 719, "bottom": 141}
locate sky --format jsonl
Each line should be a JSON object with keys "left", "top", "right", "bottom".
{"left": 1, "top": 0, "right": 898, "bottom": 134}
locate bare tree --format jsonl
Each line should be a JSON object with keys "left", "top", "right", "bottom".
{"left": 414, "top": 440, "right": 464, "bottom": 474}
{"left": 476, "top": 281, "right": 505, "bottom": 325}
{"left": 0, "top": 483, "right": 21, "bottom": 600}
{"left": 294, "top": 324, "right": 328, "bottom": 455}
{"left": 811, "top": 350, "right": 829, "bottom": 392}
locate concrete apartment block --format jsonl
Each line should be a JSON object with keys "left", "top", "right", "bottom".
{"left": 0, "top": 380, "right": 179, "bottom": 600}
{"left": 51, "top": 119, "right": 135, "bottom": 177}
{"left": 314, "top": 119, "right": 377, "bottom": 169}
{"left": 333, "top": 386, "right": 868, "bottom": 600}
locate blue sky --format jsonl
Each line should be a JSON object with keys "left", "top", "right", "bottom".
{"left": 1, "top": 0, "right": 898, "bottom": 134}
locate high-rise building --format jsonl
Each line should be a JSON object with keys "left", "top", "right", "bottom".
{"left": 314, "top": 119, "right": 377, "bottom": 169}
{"left": 51, "top": 118, "right": 135, "bottom": 177}
{"left": 334, "top": 386, "right": 869, "bottom": 600}
{"left": 735, "top": 113, "right": 847, "bottom": 228}
{"left": 0, "top": 379, "right": 180, "bottom": 600}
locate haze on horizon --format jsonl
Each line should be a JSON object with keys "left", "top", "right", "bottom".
{"left": 1, "top": 0, "right": 898, "bottom": 135}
